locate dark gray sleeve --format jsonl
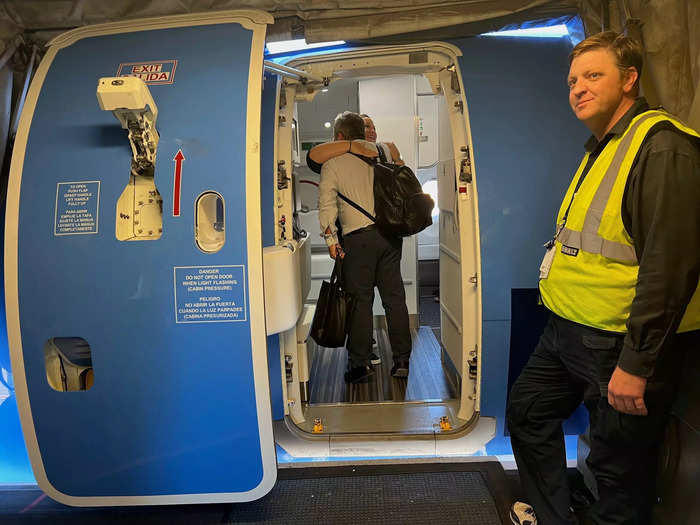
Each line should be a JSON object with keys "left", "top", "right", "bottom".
{"left": 306, "top": 149, "right": 323, "bottom": 174}
{"left": 617, "top": 128, "right": 700, "bottom": 377}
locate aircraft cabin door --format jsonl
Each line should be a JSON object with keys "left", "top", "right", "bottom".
{"left": 5, "top": 10, "right": 277, "bottom": 505}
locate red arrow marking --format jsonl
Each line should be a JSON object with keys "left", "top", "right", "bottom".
{"left": 173, "top": 149, "right": 185, "bottom": 216}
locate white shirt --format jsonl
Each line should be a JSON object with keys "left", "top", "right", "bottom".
{"left": 318, "top": 150, "right": 377, "bottom": 247}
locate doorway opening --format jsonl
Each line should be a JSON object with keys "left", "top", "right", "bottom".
{"left": 274, "top": 43, "right": 482, "bottom": 436}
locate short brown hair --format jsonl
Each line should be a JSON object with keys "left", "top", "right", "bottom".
{"left": 333, "top": 111, "right": 365, "bottom": 140}
{"left": 569, "top": 31, "right": 643, "bottom": 91}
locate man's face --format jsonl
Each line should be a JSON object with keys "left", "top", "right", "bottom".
{"left": 363, "top": 117, "right": 377, "bottom": 142}
{"left": 568, "top": 48, "right": 628, "bottom": 130}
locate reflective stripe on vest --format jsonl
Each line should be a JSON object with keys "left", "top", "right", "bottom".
{"left": 540, "top": 110, "right": 700, "bottom": 333}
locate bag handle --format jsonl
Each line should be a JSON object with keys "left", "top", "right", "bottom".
{"left": 350, "top": 152, "right": 377, "bottom": 166}
{"left": 353, "top": 144, "right": 387, "bottom": 164}
{"left": 376, "top": 143, "right": 388, "bottom": 163}
{"left": 330, "top": 256, "right": 344, "bottom": 285}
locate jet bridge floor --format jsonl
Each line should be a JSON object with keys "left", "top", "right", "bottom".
{"left": 0, "top": 461, "right": 512, "bottom": 524}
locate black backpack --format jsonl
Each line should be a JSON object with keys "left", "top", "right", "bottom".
{"left": 338, "top": 146, "right": 434, "bottom": 237}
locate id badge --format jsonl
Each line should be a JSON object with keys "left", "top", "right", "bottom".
{"left": 539, "top": 224, "right": 564, "bottom": 280}
{"left": 539, "top": 243, "right": 555, "bottom": 280}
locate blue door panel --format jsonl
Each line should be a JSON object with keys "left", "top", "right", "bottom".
{"left": 17, "top": 23, "right": 269, "bottom": 496}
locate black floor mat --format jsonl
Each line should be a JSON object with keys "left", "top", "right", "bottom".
{"left": 0, "top": 462, "right": 511, "bottom": 524}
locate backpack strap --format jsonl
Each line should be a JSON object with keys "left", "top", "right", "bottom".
{"left": 337, "top": 191, "right": 376, "bottom": 222}
{"left": 350, "top": 142, "right": 387, "bottom": 165}
{"left": 350, "top": 152, "right": 377, "bottom": 165}
{"left": 376, "top": 143, "right": 388, "bottom": 163}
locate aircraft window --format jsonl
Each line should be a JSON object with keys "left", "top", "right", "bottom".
{"left": 421, "top": 180, "right": 439, "bottom": 218}
{"left": 43, "top": 337, "right": 94, "bottom": 392}
{"left": 195, "top": 191, "right": 226, "bottom": 253}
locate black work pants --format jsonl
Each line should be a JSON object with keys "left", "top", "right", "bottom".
{"left": 507, "top": 313, "right": 692, "bottom": 525}
{"left": 342, "top": 228, "right": 411, "bottom": 368}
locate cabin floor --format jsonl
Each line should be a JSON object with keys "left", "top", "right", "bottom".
{"left": 308, "top": 325, "right": 456, "bottom": 404}
{"left": 308, "top": 282, "right": 452, "bottom": 405}
{"left": 298, "top": 280, "right": 463, "bottom": 435}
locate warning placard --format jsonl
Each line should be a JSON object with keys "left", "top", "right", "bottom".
{"left": 174, "top": 265, "right": 247, "bottom": 323}
{"left": 54, "top": 181, "right": 100, "bottom": 236}
{"left": 116, "top": 60, "right": 178, "bottom": 85}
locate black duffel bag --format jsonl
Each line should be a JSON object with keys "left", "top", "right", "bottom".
{"left": 309, "top": 257, "right": 355, "bottom": 348}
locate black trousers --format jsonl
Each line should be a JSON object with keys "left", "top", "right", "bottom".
{"left": 342, "top": 228, "right": 411, "bottom": 368}
{"left": 507, "top": 313, "right": 693, "bottom": 525}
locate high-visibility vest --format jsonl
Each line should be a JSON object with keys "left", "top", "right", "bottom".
{"left": 539, "top": 110, "right": 700, "bottom": 333}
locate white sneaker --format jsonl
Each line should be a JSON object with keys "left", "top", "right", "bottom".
{"left": 510, "top": 502, "right": 537, "bottom": 525}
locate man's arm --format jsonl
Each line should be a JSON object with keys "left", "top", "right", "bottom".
{"left": 309, "top": 141, "right": 351, "bottom": 165}
{"left": 386, "top": 142, "right": 404, "bottom": 166}
{"left": 324, "top": 226, "right": 344, "bottom": 259}
{"left": 307, "top": 140, "right": 378, "bottom": 174}
{"left": 318, "top": 161, "right": 342, "bottom": 258}
{"left": 306, "top": 149, "right": 324, "bottom": 174}
{"left": 609, "top": 129, "right": 700, "bottom": 414}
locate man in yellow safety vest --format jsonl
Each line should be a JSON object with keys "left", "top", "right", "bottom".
{"left": 507, "top": 31, "right": 700, "bottom": 525}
